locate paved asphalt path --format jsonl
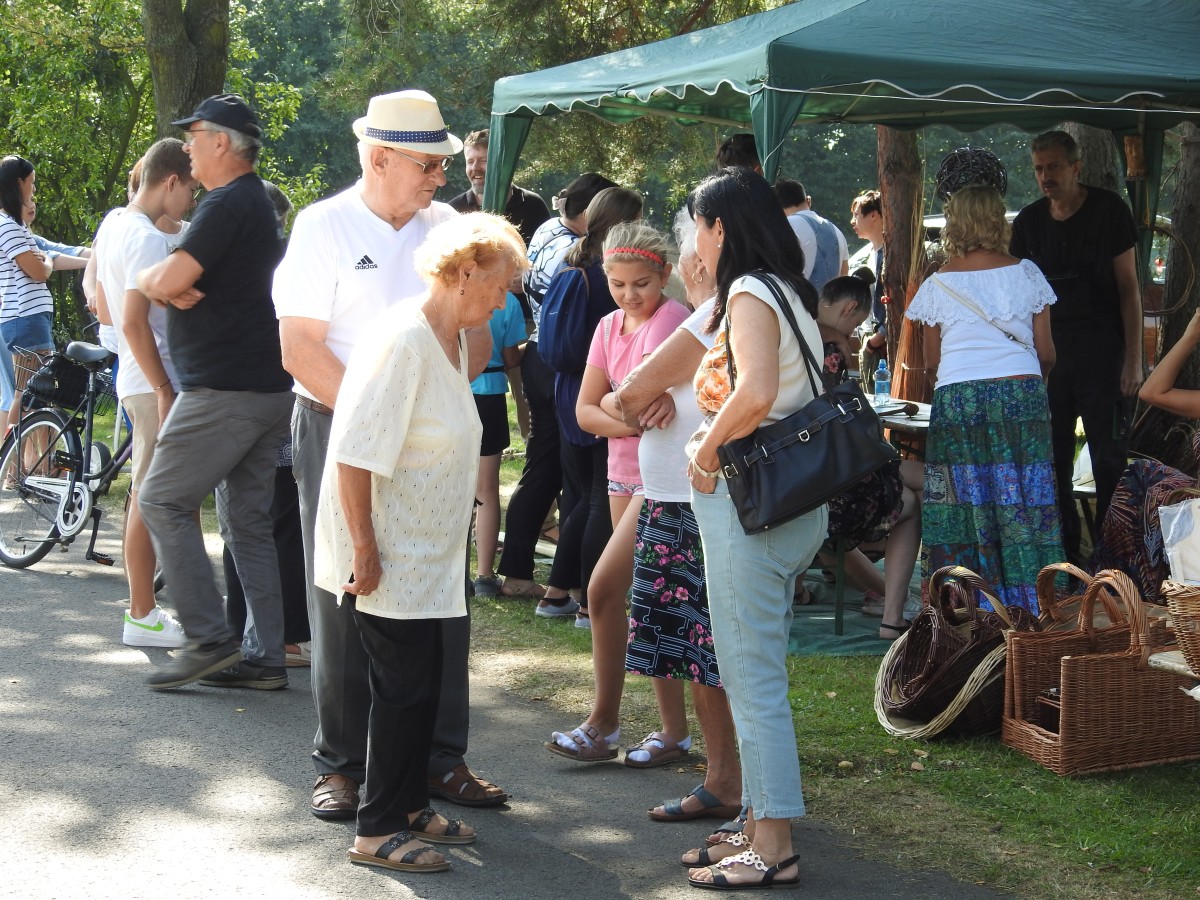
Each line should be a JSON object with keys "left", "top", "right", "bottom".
{"left": 0, "top": 516, "right": 1011, "bottom": 899}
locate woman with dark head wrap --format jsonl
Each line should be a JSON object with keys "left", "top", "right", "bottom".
{"left": 905, "top": 148, "right": 1062, "bottom": 613}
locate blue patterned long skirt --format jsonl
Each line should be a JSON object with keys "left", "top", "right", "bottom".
{"left": 922, "top": 376, "right": 1063, "bottom": 614}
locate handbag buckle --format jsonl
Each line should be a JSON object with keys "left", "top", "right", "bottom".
{"left": 721, "top": 462, "right": 739, "bottom": 477}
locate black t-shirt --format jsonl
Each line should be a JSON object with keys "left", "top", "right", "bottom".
{"left": 1010, "top": 186, "right": 1137, "bottom": 325}
{"left": 447, "top": 184, "right": 551, "bottom": 246}
{"left": 169, "top": 173, "right": 290, "bottom": 392}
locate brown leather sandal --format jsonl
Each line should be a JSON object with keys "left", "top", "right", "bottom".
{"left": 311, "top": 773, "right": 359, "bottom": 820}
{"left": 427, "top": 764, "right": 509, "bottom": 808}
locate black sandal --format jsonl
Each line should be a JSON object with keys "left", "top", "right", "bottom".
{"left": 879, "top": 620, "right": 911, "bottom": 640}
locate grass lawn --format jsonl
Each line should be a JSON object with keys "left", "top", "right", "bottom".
{"left": 487, "top": 398, "right": 1200, "bottom": 900}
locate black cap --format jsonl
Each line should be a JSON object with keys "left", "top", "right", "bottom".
{"left": 171, "top": 94, "right": 262, "bottom": 140}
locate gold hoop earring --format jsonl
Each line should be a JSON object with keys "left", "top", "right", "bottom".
{"left": 692, "top": 270, "right": 704, "bottom": 284}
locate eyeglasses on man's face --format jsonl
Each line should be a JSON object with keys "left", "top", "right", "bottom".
{"left": 183, "top": 126, "right": 212, "bottom": 146}
{"left": 391, "top": 150, "right": 452, "bottom": 175}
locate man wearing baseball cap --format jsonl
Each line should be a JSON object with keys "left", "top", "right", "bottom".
{"left": 274, "top": 90, "right": 508, "bottom": 823}
{"left": 136, "top": 93, "right": 293, "bottom": 691}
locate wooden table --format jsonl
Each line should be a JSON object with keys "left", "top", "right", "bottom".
{"left": 875, "top": 400, "right": 931, "bottom": 460}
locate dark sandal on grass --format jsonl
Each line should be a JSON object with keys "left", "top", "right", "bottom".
{"left": 408, "top": 806, "right": 476, "bottom": 845}
{"left": 681, "top": 830, "right": 753, "bottom": 867}
{"left": 649, "top": 784, "right": 741, "bottom": 822}
{"left": 347, "top": 830, "right": 449, "bottom": 873}
{"left": 688, "top": 849, "right": 801, "bottom": 890}
{"left": 879, "top": 620, "right": 911, "bottom": 640}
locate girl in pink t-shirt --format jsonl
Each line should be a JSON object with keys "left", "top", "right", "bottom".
{"left": 546, "top": 223, "right": 691, "bottom": 763}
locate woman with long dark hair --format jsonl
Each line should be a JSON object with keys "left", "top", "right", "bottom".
{"left": 682, "top": 167, "right": 825, "bottom": 889}
{"left": 0, "top": 155, "right": 55, "bottom": 429}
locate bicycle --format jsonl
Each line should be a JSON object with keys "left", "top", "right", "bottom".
{"left": 0, "top": 342, "right": 132, "bottom": 568}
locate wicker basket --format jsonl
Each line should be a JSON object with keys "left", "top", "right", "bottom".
{"left": 1002, "top": 569, "right": 1200, "bottom": 775}
{"left": 876, "top": 566, "right": 1039, "bottom": 739}
{"left": 1163, "top": 580, "right": 1200, "bottom": 676}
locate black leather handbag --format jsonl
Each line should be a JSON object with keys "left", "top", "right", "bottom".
{"left": 715, "top": 276, "right": 899, "bottom": 535}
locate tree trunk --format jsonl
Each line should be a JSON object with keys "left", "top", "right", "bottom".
{"left": 1133, "top": 122, "right": 1200, "bottom": 473}
{"left": 1062, "top": 122, "right": 1122, "bottom": 194}
{"left": 876, "top": 126, "right": 929, "bottom": 402}
{"left": 141, "top": 0, "right": 230, "bottom": 137}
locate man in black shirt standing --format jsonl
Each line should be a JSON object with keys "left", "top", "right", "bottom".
{"left": 136, "top": 94, "right": 293, "bottom": 690}
{"left": 1010, "top": 129, "right": 1142, "bottom": 564}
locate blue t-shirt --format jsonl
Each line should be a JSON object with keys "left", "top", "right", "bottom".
{"left": 470, "top": 292, "right": 527, "bottom": 395}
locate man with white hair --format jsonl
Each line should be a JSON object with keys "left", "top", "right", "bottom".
{"left": 274, "top": 90, "right": 507, "bottom": 822}
{"left": 136, "top": 94, "right": 293, "bottom": 690}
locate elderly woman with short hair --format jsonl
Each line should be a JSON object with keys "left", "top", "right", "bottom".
{"left": 314, "top": 212, "right": 528, "bottom": 875}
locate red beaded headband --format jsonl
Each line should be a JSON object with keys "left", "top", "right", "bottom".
{"left": 603, "top": 246, "right": 664, "bottom": 266}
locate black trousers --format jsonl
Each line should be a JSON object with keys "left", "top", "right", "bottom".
{"left": 354, "top": 608, "right": 444, "bottom": 837}
{"left": 551, "top": 439, "right": 611, "bottom": 606}
{"left": 498, "top": 343, "right": 562, "bottom": 580}
{"left": 1047, "top": 319, "right": 1130, "bottom": 559}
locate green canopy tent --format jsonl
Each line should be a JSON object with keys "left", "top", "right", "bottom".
{"left": 485, "top": 0, "right": 1200, "bottom": 269}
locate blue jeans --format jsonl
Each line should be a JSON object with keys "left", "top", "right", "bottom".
{"left": 139, "top": 388, "right": 292, "bottom": 665}
{"left": 691, "top": 479, "right": 827, "bottom": 819}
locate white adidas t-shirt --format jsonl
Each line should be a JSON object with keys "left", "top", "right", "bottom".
{"left": 272, "top": 183, "right": 456, "bottom": 401}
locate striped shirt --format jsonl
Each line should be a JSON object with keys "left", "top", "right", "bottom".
{"left": 0, "top": 212, "right": 52, "bottom": 323}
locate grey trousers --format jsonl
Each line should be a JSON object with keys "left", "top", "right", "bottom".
{"left": 139, "top": 388, "right": 293, "bottom": 667}
{"left": 291, "top": 401, "right": 469, "bottom": 783}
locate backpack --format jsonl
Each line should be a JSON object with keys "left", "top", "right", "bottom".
{"left": 538, "top": 266, "right": 591, "bottom": 373}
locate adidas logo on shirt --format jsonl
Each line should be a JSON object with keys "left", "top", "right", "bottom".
{"left": 354, "top": 255, "right": 378, "bottom": 270}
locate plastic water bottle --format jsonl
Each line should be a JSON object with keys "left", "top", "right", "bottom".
{"left": 874, "top": 358, "right": 891, "bottom": 402}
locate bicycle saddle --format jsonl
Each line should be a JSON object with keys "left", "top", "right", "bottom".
{"left": 64, "top": 341, "right": 114, "bottom": 368}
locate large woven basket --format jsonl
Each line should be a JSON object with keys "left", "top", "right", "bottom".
{"left": 876, "top": 566, "right": 1039, "bottom": 739}
{"left": 1163, "top": 580, "right": 1200, "bottom": 676}
{"left": 1002, "top": 569, "right": 1200, "bottom": 776}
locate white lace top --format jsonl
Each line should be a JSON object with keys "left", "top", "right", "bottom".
{"left": 906, "top": 259, "right": 1055, "bottom": 389}
{"left": 314, "top": 305, "right": 480, "bottom": 620}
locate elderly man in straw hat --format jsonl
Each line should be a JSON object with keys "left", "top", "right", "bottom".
{"left": 273, "top": 90, "right": 508, "bottom": 822}
{"left": 137, "top": 94, "right": 293, "bottom": 691}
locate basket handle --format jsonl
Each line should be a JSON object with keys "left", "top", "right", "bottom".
{"left": 1035, "top": 562, "right": 1125, "bottom": 627}
{"left": 928, "top": 565, "right": 1014, "bottom": 629}
{"left": 1080, "top": 569, "right": 1156, "bottom": 666}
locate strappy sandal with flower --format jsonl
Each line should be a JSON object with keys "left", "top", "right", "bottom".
{"left": 544, "top": 723, "right": 620, "bottom": 761}
{"left": 680, "top": 830, "right": 753, "bottom": 867}
{"left": 688, "top": 848, "right": 801, "bottom": 890}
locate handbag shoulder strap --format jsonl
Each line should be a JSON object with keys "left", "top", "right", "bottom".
{"left": 753, "top": 273, "right": 823, "bottom": 402}
{"left": 930, "top": 274, "right": 1034, "bottom": 353}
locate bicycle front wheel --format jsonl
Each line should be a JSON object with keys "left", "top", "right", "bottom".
{"left": 0, "top": 409, "right": 81, "bottom": 568}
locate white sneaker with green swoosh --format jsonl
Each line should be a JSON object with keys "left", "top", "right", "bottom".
{"left": 122, "top": 607, "right": 187, "bottom": 648}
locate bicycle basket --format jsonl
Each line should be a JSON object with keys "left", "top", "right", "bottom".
{"left": 22, "top": 352, "right": 88, "bottom": 409}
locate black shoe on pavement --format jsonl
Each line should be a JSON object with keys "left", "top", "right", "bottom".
{"left": 199, "top": 660, "right": 288, "bottom": 691}
{"left": 147, "top": 640, "right": 242, "bottom": 691}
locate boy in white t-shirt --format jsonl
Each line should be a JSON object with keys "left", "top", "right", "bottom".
{"left": 95, "top": 138, "right": 198, "bottom": 647}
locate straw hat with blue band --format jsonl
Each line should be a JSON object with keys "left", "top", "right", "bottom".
{"left": 352, "top": 90, "right": 463, "bottom": 156}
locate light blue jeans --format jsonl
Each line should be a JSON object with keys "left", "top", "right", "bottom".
{"left": 692, "top": 479, "right": 827, "bottom": 820}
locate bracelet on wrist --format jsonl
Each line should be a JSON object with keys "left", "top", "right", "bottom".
{"left": 153, "top": 379, "right": 171, "bottom": 392}
{"left": 691, "top": 459, "right": 721, "bottom": 479}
